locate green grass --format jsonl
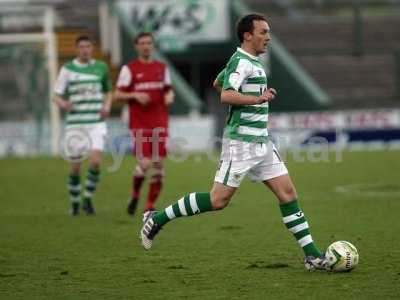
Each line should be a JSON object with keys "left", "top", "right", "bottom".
{"left": 1, "top": 151, "right": 400, "bottom": 300}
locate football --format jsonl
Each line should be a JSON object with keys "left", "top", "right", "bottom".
{"left": 325, "top": 241, "right": 359, "bottom": 272}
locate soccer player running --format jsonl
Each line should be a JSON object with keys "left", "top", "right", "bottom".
{"left": 54, "top": 35, "right": 112, "bottom": 216}
{"left": 140, "top": 14, "right": 328, "bottom": 271}
{"left": 115, "top": 32, "right": 174, "bottom": 216}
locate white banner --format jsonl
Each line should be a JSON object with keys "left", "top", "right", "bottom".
{"left": 116, "top": 0, "right": 230, "bottom": 50}
{"left": 269, "top": 109, "right": 400, "bottom": 130}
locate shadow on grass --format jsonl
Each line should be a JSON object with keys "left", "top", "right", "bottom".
{"left": 246, "top": 261, "right": 289, "bottom": 270}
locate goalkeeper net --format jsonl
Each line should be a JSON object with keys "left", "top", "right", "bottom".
{"left": 0, "top": 6, "right": 59, "bottom": 157}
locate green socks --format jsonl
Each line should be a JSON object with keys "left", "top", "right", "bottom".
{"left": 68, "top": 174, "right": 81, "bottom": 203}
{"left": 83, "top": 168, "right": 100, "bottom": 203}
{"left": 153, "top": 192, "right": 213, "bottom": 226}
{"left": 280, "top": 199, "right": 322, "bottom": 257}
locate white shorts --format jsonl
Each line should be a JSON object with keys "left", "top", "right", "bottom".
{"left": 214, "top": 139, "right": 288, "bottom": 188}
{"left": 63, "top": 123, "right": 107, "bottom": 158}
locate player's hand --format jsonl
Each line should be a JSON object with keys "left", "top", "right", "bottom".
{"left": 134, "top": 92, "right": 150, "bottom": 106}
{"left": 164, "top": 90, "right": 175, "bottom": 106}
{"left": 100, "top": 105, "right": 111, "bottom": 119}
{"left": 254, "top": 88, "right": 277, "bottom": 104}
{"left": 57, "top": 100, "right": 72, "bottom": 112}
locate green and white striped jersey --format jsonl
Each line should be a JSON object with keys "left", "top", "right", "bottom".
{"left": 55, "top": 59, "right": 111, "bottom": 126}
{"left": 220, "top": 48, "right": 268, "bottom": 143}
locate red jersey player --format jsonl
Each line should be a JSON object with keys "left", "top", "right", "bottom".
{"left": 115, "top": 32, "right": 174, "bottom": 216}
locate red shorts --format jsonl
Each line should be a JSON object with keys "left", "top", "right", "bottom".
{"left": 131, "top": 129, "right": 167, "bottom": 160}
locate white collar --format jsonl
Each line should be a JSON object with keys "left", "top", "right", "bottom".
{"left": 73, "top": 58, "right": 94, "bottom": 67}
{"left": 237, "top": 47, "right": 259, "bottom": 60}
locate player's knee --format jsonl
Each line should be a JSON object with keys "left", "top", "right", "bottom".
{"left": 210, "top": 190, "right": 232, "bottom": 210}
{"left": 71, "top": 163, "right": 81, "bottom": 174}
{"left": 153, "top": 160, "right": 163, "bottom": 168}
{"left": 89, "top": 151, "right": 102, "bottom": 169}
{"left": 152, "top": 162, "right": 164, "bottom": 173}
{"left": 211, "top": 198, "right": 229, "bottom": 210}
{"left": 279, "top": 185, "right": 297, "bottom": 202}
{"left": 286, "top": 185, "right": 297, "bottom": 199}
{"left": 89, "top": 158, "right": 101, "bottom": 170}
{"left": 90, "top": 160, "right": 101, "bottom": 170}
{"left": 139, "top": 158, "right": 152, "bottom": 171}
{"left": 151, "top": 168, "right": 164, "bottom": 182}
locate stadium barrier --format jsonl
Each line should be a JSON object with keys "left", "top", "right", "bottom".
{"left": 1, "top": 109, "right": 399, "bottom": 158}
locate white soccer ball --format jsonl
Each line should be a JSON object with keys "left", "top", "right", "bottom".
{"left": 325, "top": 241, "right": 359, "bottom": 272}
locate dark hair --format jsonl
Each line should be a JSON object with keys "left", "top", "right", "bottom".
{"left": 236, "top": 14, "right": 268, "bottom": 43}
{"left": 75, "top": 35, "right": 92, "bottom": 45}
{"left": 134, "top": 32, "right": 154, "bottom": 44}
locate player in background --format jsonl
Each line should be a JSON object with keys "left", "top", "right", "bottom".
{"left": 140, "top": 14, "right": 328, "bottom": 271}
{"left": 114, "top": 32, "right": 174, "bottom": 217}
{"left": 54, "top": 35, "right": 112, "bottom": 216}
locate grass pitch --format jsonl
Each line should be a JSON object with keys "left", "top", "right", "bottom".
{"left": 0, "top": 151, "right": 399, "bottom": 300}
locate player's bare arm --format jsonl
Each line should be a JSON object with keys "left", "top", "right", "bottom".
{"left": 114, "top": 90, "right": 150, "bottom": 106}
{"left": 53, "top": 94, "right": 72, "bottom": 112}
{"left": 164, "top": 89, "right": 175, "bottom": 106}
{"left": 100, "top": 92, "right": 113, "bottom": 119}
{"left": 220, "top": 88, "right": 276, "bottom": 105}
{"left": 213, "top": 79, "right": 222, "bottom": 92}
